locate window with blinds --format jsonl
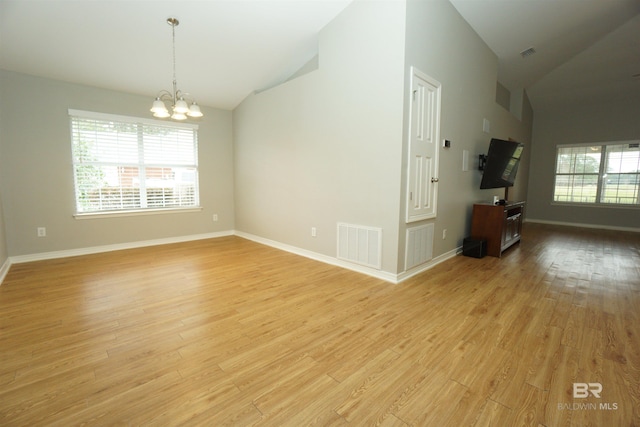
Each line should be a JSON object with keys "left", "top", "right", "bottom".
{"left": 553, "top": 142, "right": 640, "bottom": 206}
{"left": 70, "top": 110, "right": 200, "bottom": 214}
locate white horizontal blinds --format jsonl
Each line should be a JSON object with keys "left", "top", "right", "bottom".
{"left": 553, "top": 141, "right": 640, "bottom": 206}
{"left": 141, "top": 124, "right": 199, "bottom": 208}
{"left": 554, "top": 145, "right": 601, "bottom": 203}
{"left": 601, "top": 143, "right": 640, "bottom": 205}
{"left": 70, "top": 110, "right": 199, "bottom": 213}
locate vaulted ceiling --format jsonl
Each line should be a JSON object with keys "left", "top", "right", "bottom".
{"left": 0, "top": 0, "right": 351, "bottom": 110}
{"left": 1, "top": 0, "right": 639, "bottom": 111}
{"left": 449, "top": 0, "right": 640, "bottom": 110}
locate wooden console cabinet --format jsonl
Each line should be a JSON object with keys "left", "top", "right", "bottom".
{"left": 471, "top": 201, "right": 525, "bottom": 257}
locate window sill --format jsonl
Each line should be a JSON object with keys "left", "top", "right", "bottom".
{"left": 550, "top": 202, "right": 639, "bottom": 210}
{"left": 74, "top": 207, "right": 203, "bottom": 220}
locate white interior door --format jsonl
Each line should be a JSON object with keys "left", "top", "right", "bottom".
{"left": 406, "top": 67, "right": 441, "bottom": 223}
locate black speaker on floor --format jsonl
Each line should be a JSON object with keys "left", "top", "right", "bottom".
{"left": 463, "top": 237, "right": 486, "bottom": 258}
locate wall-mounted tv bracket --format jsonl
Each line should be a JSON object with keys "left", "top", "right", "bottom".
{"left": 478, "top": 154, "right": 487, "bottom": 171}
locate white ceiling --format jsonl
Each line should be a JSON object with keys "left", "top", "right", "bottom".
{"left": 0, "top": 0, "right": 352, "bottom": 110}
{"left": 449, "top": 0, "right": 640, "bottom": 109}
{"left": 1, "top": 0, "right": 639, "bottom": 111}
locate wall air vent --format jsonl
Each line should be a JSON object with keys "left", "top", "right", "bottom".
{"left": 520, "top": 47, "right": 536, "bottom": 58}
{"left": 337, "top": 223, "right": 382, "bottom": 270}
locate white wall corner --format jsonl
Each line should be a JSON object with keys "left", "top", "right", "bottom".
{"left": 235, "top": 230, "right": 398, "bottom": 283}
{"left": 0, "top": 258, "right": 12, "bottom": 286}
{"left": 397, "top": 245, "right": 461, "bottom": 283}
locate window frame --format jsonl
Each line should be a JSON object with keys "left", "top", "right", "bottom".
{"left": 69, "top": 109, "right": 201, "bottom": 218}
{"left": 552, "top": 141, "right": 640, "bottom": 208}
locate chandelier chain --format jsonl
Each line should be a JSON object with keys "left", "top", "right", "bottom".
{"left": 172, "top": 19, "right": 177, "bottom": 91}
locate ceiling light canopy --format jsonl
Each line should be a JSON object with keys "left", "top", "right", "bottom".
{"left": 150, "top": 17, "right": 203, "bottom": 121}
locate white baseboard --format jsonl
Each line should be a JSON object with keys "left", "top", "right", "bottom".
{"left": 9, "top": 230, "right": 235, "bottom": 265}
{"left": 0, "top": 257, "right": 11, "bottom": 286}
{"left": 234, "top": 231, "right": 399, "bottom": 283}
{"left": 235, "top": 231, "right": 462, "bottom": 284}
{"left": 526, "top": 218, "right": 640, "bottom": 233}
{"left": 3, "top": 229, "right": 460, "bottom": 286}
{"left": 396, "top": 246, "right": 461, "bottom": 283}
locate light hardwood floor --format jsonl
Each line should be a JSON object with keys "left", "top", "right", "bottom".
{"left": 1, "top": 223, "right": 639, "bottom": 426}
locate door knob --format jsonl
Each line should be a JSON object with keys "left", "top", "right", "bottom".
{"left": 431, "top": 177, "right": 439, "bottom": 183}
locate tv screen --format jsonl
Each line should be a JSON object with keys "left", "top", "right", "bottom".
{"left": 480, "top": 138, "right": 524, "bottom": 189}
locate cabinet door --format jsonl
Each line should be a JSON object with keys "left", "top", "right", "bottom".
{"left": 513, "top": 213, "right": 522, "bottom": 239}
{"left": 503, "top": 212, "right": 522, "bottom": 248}
{"left": 501, "top": 211, "right": 509, "bottom": 247}
{"left": 406, "top": 67, "right": 441, "bottom": 223}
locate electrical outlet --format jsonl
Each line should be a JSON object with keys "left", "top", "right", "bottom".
{"left": 213, "top": 214, "right": 218, "bottom": 222}
{"left": 37, "top": 227, "right": 46, "bottom": 237}
{"left": 442, "top": 229, "right": 447, "bottom": 240}
{"left": 311, "top": 227, "right": 317, "bottom": 237}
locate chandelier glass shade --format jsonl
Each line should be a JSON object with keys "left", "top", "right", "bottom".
{"left": 151, "top": 18, "right": 203, "bottom": 120}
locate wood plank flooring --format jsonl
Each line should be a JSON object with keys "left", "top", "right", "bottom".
{"left": 1, "top": 223, "right": 639, "bottom": 426}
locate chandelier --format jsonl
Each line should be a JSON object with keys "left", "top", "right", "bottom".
{"left": 150, "top": 17, "right": 203, "bottom": 120}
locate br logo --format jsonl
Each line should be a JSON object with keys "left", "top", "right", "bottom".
{"left": 573, "top": 383, "right": 602, "bottom": 398}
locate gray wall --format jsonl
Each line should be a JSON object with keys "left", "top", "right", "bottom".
{"left": 1, "top": 0, "right": 541, "bottom": 277}
{"left": 0, "top": 94, "right": 8, "bottom": 269}
{"left": 527, "top": 97, "right": 640, "bottom": 229}
{"left": 0, "top": 190, "right": 7, "bottom": 267}
{"left": 233, "top": 0, "right": 535, "bottom": 277}
{"left": 400, "top": 0, "right": 533, "bottom": 271}
{"left": 233, "top": 0, "right": 407, "bottom": 274}
{"left": 0, "top": 70, "right": 235, "bottom": 257}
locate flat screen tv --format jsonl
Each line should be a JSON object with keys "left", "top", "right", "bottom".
{"left": 480, "top": 138, "right": 524, "bottom": 190}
